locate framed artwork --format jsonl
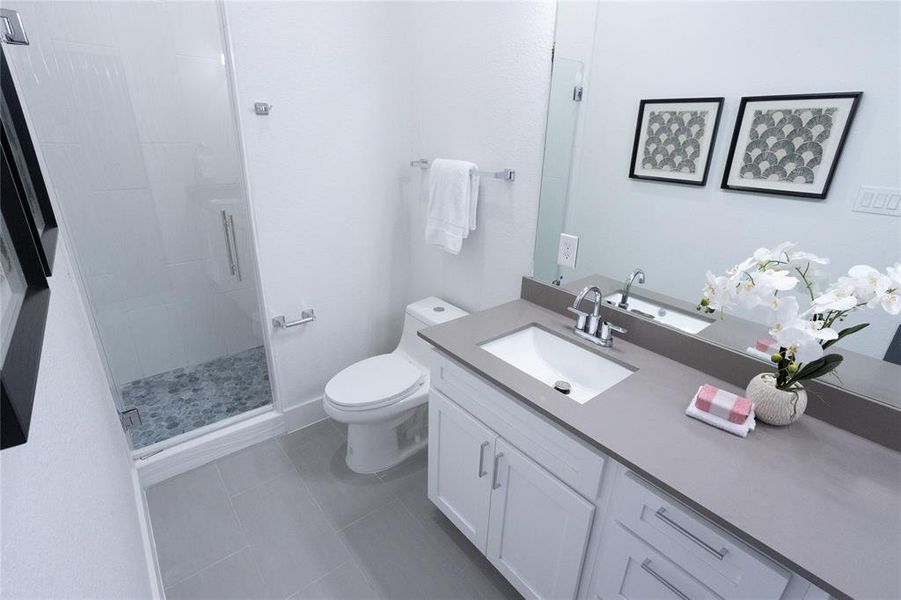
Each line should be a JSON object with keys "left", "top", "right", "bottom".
{"left": 721, "top": 92, "right": 862, "bottom": 199}
{"left": 629, "top": 97, "right": 724, "bottom": 186}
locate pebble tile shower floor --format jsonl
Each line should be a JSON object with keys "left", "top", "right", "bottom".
{"left": 146, "top": 419, "right": 522, "bottom": 600}
{"left": 121, "top": 346, "right": 272, "bottom": 449}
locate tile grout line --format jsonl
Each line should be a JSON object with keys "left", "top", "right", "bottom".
{"left": 162, "top": 543, "right": 253, "bottom": 593}
{"left": 222, "top": 440, "right": 296, "bottom": 500}
{"left": 212, "top": 461, "right": 276, "bottom": 598}
{"left": 388, "top": 468, "right": 501, "bottom": 600}
{"left": 278, "top": 428, "right": 387, "bottom": 600}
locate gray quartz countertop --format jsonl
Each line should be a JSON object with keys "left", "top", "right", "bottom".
{"left": 419, "top": 299, "right": 901, "bottom": 600}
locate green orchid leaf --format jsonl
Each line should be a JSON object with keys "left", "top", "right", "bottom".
{"left": 822, "top": 323, "right": 870, "bottom": 350}
{"left": 789, "top": 354, "right": 844, "bottom": 385}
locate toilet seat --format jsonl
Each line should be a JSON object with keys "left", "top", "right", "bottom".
{"left": 324, "top": 354, "right": 425, "bottom": 411}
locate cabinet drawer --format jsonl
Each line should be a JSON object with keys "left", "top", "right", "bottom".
{"left": 609, "top": 472, "right": 789, "bottom": 599}
{"left": 592, "top": 523, "right": 720, "bottom": 600}
{"left": 431, "top": 350, "right": 605, "bottom": 500}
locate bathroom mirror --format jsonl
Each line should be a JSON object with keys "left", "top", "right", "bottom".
{"left": 533, "top": 1, "right": 901, "bottom": 409}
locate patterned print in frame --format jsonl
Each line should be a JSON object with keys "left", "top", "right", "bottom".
{"left": 722, "top": 93, "right": 862, "bottom": 199}
{"left": 629, "top": 97, "right": 724, "bottom": 186}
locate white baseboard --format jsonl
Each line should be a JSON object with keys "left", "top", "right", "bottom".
{"left": 137, "top": 410, "right": 286, "bottom": 487}
{"left": 284, "top": 396, "right": 328, "bottom": 434}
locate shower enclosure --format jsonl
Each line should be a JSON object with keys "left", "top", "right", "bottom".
{"left": 2, "top": 0, "right": 272, "bottom": 452}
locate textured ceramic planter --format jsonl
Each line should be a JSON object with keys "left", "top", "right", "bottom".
{"left": 746, "top": 373, "right": 808, "bottom": 426}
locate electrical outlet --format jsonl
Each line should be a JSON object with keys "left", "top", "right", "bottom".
{"left": 853, "top": 186, "right": 901, "bottom": 217}
{"left": 557, "top": 233, "right": 579, "bottom": 268}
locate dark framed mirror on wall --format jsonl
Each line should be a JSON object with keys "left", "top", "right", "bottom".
{"left": 1, "top": 46, "right": 57, "bottom": 450}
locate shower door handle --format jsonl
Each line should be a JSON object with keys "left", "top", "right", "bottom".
{"left": 220, "top": 210, "right": 243, "bottom": 282}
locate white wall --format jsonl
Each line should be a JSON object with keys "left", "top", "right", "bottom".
{"left": 5, "top": 0, "right": 263, "bottom": 386}
{"left": 559, "top": 1, "right": 901, "bottom": 357}
{"left": 225, "top": 1, "right": 418, "bottom": 408}
{"left": 405, "top": 1, "right": 556, "bottom": 311}
{"left": 227, "top": 1, "right": 555, "bottom": 408}
{"left": 0, "top": 240, "right": 154, "bottom": 599}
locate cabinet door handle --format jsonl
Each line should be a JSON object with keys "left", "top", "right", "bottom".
{"left": 655, "top": 507, "right": 727, "bottom": 560}
{"left": 478, "top": 441, "right": 490, "bottom": 477}
{"left": 491, "top": 452, "right": 504, "bottom": 490}
{"left": 641, "top": 559, "right": 690, "bottom": 600}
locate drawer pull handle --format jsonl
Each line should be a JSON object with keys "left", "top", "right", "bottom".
{"left": 655, "top": 507, "right": 727, "bottom": 560}
{"left": 641, "top": 559, "right": 691, "bottom": 600}
{"left": 492, "top": 453, "right": 504, "bottom": 490}
{"left": 478, "top": 441, "right": 490, "bottom": 478}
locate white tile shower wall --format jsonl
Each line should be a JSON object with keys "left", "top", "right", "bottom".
{"left": 405, "top": 1, "right": 555, "bottom": 312}
{"left": 4, "top": 0, "right": 263, "bottom": 385}
{"left": 0, "top": 238, "right": 154, "bottom": 599}
{"left": 560, "top": 1, "right": 901, "bottom": 357}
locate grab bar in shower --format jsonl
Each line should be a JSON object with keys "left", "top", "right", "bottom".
{"left": 410, "top": 158, "right": 515, "bottom": 182}
{"left": 272, "top": 309, "right": 316, "bottom": 329}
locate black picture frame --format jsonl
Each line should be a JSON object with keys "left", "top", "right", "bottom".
{"left": 1, "top": 129, "right": 51, "bottom": 450}
{"left": 628, "top": 97, "right": 724, "bottom": 186}
{"left": 1, "top": 46, "right": 54, "bottom": 450}
{"left": 0, "top": 48, "right": 57, "bottom": 275}
{"left": 721, "top": 92, "right": 862, "bottom": 199}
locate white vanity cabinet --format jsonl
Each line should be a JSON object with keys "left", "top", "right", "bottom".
{"left": 427, "top": 351, "right": 832, "bottom": 600}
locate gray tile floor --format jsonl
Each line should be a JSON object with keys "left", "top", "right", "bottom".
{"left": 147, "top": 419, "right": 521, "bottom": 600}
{"left": 123, "top": 346, "right": 272, "bottom": 449}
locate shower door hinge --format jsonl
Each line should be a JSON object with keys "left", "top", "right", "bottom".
{"left": 573, "top": 86, "right": 583, "bottom": 102}
{"left": 119, "top": 407, "right": 142, "bottom": 431}
{"left": 0, "top": 9, "right": 29, "bottom": 45}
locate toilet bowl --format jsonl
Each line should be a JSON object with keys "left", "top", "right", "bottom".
{"left": 323, "top": 297, "right": 468, "bottom": 474}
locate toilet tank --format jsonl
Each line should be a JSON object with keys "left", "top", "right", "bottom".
{"left": 396, "top": 297, "right": 468, "bottom": 368}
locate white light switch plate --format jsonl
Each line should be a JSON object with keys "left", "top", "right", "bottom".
{"left": 853, "top": 186, "right": 901, "bottom": 217}
{"left": 557, "top": 233, "right": 579, "bottom": 268}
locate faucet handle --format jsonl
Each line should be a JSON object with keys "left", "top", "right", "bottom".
{"left": 567, "top": 306, "right": 590, "bottom": 331}
{"left": 606, "top": 322, "right": 627, "bottom": 335}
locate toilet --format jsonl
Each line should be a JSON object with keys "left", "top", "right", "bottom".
{"left": 323, "top": 297, "right": 468, "bottom": 474}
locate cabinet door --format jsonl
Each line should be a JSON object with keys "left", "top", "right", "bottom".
{"left": 486, "top": 439, "right": 595, "bottom": 600}
{"left": 428, "top": 391, "right": 497, "bottom": 552}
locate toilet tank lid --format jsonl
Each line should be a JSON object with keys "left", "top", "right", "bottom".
{"left": 406, "top": 297, "right": 469, "bottom": 326}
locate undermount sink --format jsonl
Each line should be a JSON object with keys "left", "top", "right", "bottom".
{"left": 479, "top": 326, "right": 634, "bottom": 404}
{"left": 604, "top": 292, "right": 712, "bottom": 334}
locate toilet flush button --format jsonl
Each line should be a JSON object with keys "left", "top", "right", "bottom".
{"left": 434, "top": 306, "right": 445, "bottom": 312}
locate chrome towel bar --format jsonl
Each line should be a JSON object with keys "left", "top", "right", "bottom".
{"left": 272, "top": 309, "right": 315, "bottom": 329}
{"left": 410, "top": 158, "right": 515, "bottom": 182}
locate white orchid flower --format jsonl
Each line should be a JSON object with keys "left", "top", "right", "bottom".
{"left": 846, "top": 265, "right": 882, "bottom": 303}
{"left": 702, "top": 271, "right": 735, "bottom": 311}
{"left": 812, "top": 283, "right": 858, "bottom": 312}
{"left": 880, "top": 291, "right": 901, "bottom": 315}
{"left": 887, "top": 263, "right": 901, "bottom": 289}
{"left": 768, "top": 296, "right": 801, "bottom": 334}
{"left": 789, "top": 250, "right": 830, "bottom": 265}
{"left": 772, "top": 326, "right": 825, "bottom": 364}
{"left": 752, "top": 242, "right": 796, "bottom": 267}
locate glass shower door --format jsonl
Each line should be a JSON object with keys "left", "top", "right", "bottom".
{"left": 2, "top": 0, "right": 272, "bottom": 451}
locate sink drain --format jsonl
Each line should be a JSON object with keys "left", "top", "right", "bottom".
{"left": 554, "top": 380, "right": 572, "bottom": 395}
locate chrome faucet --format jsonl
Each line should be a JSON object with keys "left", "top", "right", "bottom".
{"left": 568, "top": 285, "right": 627, "bottom": 348}
{"left": 618, "top": 268, "right": 646, "bottom": 309}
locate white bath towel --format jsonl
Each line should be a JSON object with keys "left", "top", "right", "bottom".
{"left": 425, "top": 159, "right": 479, "bottom": 254}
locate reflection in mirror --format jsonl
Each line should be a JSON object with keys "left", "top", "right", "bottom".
{"left": 535, "top": 1, "right": 900, "bottom": 407}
